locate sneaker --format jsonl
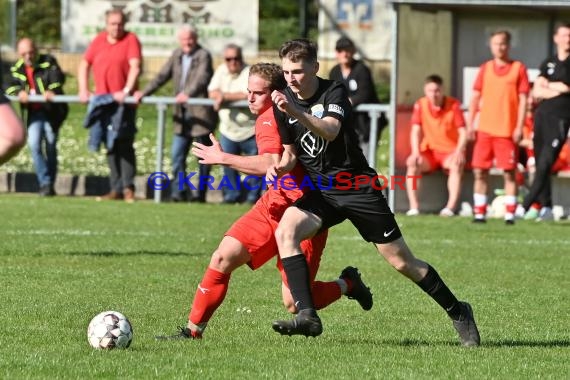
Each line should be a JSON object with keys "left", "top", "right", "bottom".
{"left": 452, "top": 302, "right": 480, "bottom": 347}
{"left": 339, "top": 266, "right": 373, "bottom": 311}
{"left": 515, "top": 204, "right": 526, "bottom": 219}
{"left": 472, "top": 215, "right": 486, "bottom": 223}
{"left": 406, "top": 208, "right": 419, "bottom": 216}
{"left": 155, "top": 326, "right": 201, "bottom": 340}
{"left": 536, "top": 207, "right": 554, "bottom": 222}
{"left": 272, "top": 309, "right": 323, "bottom": 337}
{"left": 95, "top": 191, "right": 123, "bottom": 201}
{"left": 124, "top": 187, "right": 136, "bottom": 203}
{"left": 523, "top": 208, "right": 540, "bottom": 220}
{"left": 39, "top": 184, "right": 55, "bottom": 197}
{"left": 439, "top": 207, "right": 455, "bottom": 217}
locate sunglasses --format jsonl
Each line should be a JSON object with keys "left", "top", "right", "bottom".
{"left": 225, "top": 57, "right": 241, "bottom": 62}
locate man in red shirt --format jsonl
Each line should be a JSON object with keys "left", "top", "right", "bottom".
{"left": 467, "top": 30, "right": 529, "bottom": 224}
{"left": 406, "top": 75, "right": 467, "bottom": 216}
{"left": 78, "top": 9, "right": 142, "bottom": 203}
{"left": 156, "top": 63, "right": 372, "bottom": 340}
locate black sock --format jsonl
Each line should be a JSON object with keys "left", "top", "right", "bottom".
{"left": 416, "top": 265, "right": 462, "bottom": 319}
{"left": 281, "top": 255, "right": 315, "bottom": 311}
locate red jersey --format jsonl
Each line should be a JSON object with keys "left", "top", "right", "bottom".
{"left": 84, "top": 31, "right": 142, "bottom": 94}
{"left": 255, "top": 107, "right": 310, "bottom": 216}
{"left": 473, "top": 60, "right": 529, "bottom": 137}
{"left": 411, "top": 96, "right": 465, "bottom": 153}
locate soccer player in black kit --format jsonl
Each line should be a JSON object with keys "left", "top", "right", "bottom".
{"left": 521, "top": 23, "right": 570, "bottom": 219}
{"left": 268, "top": 39, "right": 480, "bottom": 347}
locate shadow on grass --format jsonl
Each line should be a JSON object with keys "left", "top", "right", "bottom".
{"left": 65, "top": 250, "right": 201, "bottom": 257}
{"left": 483, "top": 339, "right": 570, "bottom": 348}
{"left": 355, "top": 338, "right": 570, "bottom": 348}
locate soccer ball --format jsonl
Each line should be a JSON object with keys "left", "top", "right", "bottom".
{"left": 87, "top": 311, "right": 133, "bottom": 349}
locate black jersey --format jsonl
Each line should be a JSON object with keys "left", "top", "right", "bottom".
{"left": 276, "top": 78, "right": 374, "bottom": 187}
{"left": 536, "top": 55, "right": 570, "bottom": 118}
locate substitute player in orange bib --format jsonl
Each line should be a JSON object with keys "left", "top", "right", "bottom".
{"left": 405, "top": 74, "right": 467, "bottom": 217}
{"left": 467, "top": 30, "right": 530, "bottom": 224}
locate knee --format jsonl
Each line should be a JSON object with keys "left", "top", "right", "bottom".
{"left": 406, "top": 156, "right": 418, "bottom": 172}
{"left": 274, "top": 223, "right": 295, "bottom": 247}
{"left": 209, "top": 249, "right": 240, "bottom": 273}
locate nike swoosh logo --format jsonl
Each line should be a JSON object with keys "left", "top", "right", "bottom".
{"left": 288, "top": 118, "right": 298, "bottom": 124}
{"left": 262, "top": 121, "right": 272, "bottom": 126}
{"left": 383, "top": 228, "right": 396, "bottom": 238}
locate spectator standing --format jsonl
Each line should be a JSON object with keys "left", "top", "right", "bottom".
{"left": 405, "top": 75, "right": 467, "bottom": 216}
{"left": 467, "top": 30, "right": 529, "bottom": 224}
{"left": 329, "top": 36, "right": 387, "bottom": 158}
{"left": 78, "top": 9, "right": 142, "bottom": 203}
{"left": 5, "top": 38, "right": 68, "bottom": 196}
{"left": 134, "top": 24, "right": 216, "bottom": 203}
{"left": 521, "top": 23, "right": 570, "bottom": 221}
{"left": 208, "top": 44, "right": 260, "bottom": 204}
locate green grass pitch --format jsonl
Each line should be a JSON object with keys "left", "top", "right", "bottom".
{"left": 0, "top": 194, "right": 568, "bottom": 379}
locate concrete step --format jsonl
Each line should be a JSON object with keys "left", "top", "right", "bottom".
{"left": 0, "top": 172, "right": 224, "bottom": 203}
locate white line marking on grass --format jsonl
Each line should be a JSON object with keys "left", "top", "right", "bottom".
{"left": 4, "top": 229, "right": 172, "bottom": 237}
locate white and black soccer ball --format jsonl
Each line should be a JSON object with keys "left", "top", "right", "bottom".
{"left": 87, "top": 311, "right": 133, "bottom": 349}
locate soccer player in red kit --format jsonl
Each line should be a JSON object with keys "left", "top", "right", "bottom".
{"left": 156, "top": 63, "right": 372, "bottom": 340}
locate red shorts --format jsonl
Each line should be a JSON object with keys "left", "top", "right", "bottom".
{"left": 471, "top": 131, "right": 517, "bottom": 170}
{"left": 422, "top": 149, "right": 452, "bottom": 172}
{"left": 225, "top": 193, "right": 327, "bottom": 283}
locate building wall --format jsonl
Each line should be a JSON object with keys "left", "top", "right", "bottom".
{"left": 396, "top": 4, "right": 453, "bottom": 105}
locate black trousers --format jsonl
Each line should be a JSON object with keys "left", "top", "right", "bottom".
{"left": 108, "top": 136, "right": 136, "bottom": 193}
{"left": 523, "top": 109, "right": 570, "bottom": 209}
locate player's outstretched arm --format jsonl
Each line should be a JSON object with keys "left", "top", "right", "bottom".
{"left": 0, "top": 102, "right": 26, "bottom": 165}
{"left": 192, "top": 133, "right": 277, "bottom": 176}
{"left": 266, "top": 144, "right": 297, "bottom": 182}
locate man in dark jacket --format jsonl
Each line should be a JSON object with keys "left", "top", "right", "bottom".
{"left": 134, "top": 24, "right": 217, "bottom": 202}
{"left": 329, "top": 36, "right": 387, "bottom": 160}
{"left": 5, "top": 38, "right": 68, "bottom": 196}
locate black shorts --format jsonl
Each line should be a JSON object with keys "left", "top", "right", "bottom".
{"left": 292, "top": 184, "right": 402, "bottom": 244}
{"left": 0, "top": 93, "right": 9, "bottom": 104}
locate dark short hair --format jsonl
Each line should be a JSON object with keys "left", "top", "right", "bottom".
{"left": 249, "top": 63, "right": 287, "bottom": 92}
{"left": 224, "top": 43, "right": 243, "bottom": 60}
{"left": 279, "top": 39, "right": 318, "bottom": 64}
{"left": 490, "top": 30, "right": 511, "bottom": 44}
{"left": 554, "top": 22, "right": 570, "bottom": 34}
{"left": 335, "top": 36, "right": 355, "bottom": 51}
{"left": 425, "top": 74, "right": 443, "bottom": 86}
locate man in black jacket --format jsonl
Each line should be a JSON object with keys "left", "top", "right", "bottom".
{"left": 329, "top": 36, "right": 387, "bottom": 160}
{"left": 5, "top": 38, "right": 68, "bottom": 196}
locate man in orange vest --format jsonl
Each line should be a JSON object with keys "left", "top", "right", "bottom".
{"left": 467, "top": 30, "right": 530, "bottom": 224}
{"left": 406, "top": 74, "right": 467, "bottom": 216}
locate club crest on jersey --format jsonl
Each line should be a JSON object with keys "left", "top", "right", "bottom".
{"left": 311, "top": 104, "right": 325, "bottom": 118}
{"left": 547, "top": 62, "right": 555, "bottom": 75}
{"left": 300, "top": 131, "right": 327, "bottom": 158}
{"left": 328, "top": 104, "right": 345, "bottom": 117}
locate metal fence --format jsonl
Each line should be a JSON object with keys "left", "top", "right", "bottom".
{"left": 7, "top": 95, "right": 389, "bottom": 203}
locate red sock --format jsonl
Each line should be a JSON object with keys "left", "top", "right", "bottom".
{"left": 531, "top": 202, "right": 541, "bottom": 210}
{"left": 505, "top": 203, "right": 517, "bottom": 214}
{"left": 312, "top": 281, "right": 342, "bottom": 310}
{"left": 474, "top": 204, "right": 487, "bottom": 215}
{"left": 188, "top": 267, "right": 231, "bottom": 328}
